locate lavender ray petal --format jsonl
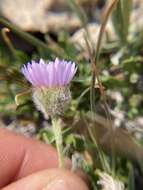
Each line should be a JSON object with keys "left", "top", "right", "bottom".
{"left": 62, "top": 62, "right": 72, "bottom": 85}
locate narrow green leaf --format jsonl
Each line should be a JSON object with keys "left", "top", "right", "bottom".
{"left": 112, "top": 0, "right": 133, "bottom": 45}
{"left": 0, "top": 17, "right": 54, "bottom": 55}
{"left": 128, "top": 163, "right": 135, "bottom": 190}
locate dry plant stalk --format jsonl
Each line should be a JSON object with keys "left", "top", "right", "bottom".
{"left": 84, "top": 0, "right": 119, "bottom": 173}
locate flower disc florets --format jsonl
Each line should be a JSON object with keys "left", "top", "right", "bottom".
{"left": 21, "top": 58, "right": 77, "bottom": 118}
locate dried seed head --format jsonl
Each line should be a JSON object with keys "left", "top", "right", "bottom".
{"left": 97, "top": 171, "right": 125, "bottom": 190}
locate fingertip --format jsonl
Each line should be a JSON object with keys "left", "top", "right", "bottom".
{"left": 0, "top": 128, "right": 59, "bottom": 187}
{"left": 42, "top": 169, "right": 89, "bottom": 190}
{"left": 3, "top": 169, "right": 89, "bottom": 190}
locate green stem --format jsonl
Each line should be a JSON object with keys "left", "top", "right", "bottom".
{"left": 88, "top": 127, "right": 110, "bottom": 173}
{"left": 52, "top": 117, "right": 64, "bottom": 168}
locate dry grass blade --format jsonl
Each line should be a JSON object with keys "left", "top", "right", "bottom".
{"left": 1, "top": 27, "right": 17, "bottom": 55}
{"left": 90, "top": 0, "right": 119, "bottom": 115}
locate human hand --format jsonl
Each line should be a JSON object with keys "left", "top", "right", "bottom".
{"left": 0, "top": 128, "right": 88, "bottom": 190}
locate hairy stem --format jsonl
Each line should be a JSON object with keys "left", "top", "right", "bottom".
{"left": 52, "top": 117, "right": 64, "bottom": 168}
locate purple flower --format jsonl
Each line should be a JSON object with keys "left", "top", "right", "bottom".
{"left": 21, "top": 58, "right": 77, "bottom": 88}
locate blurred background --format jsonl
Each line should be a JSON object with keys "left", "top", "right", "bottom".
{"left": 0, "top": 0, "right": 143, "bottom": 189}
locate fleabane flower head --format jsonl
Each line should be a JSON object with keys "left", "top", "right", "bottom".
{"left": 21, "top": 58, "right": 77, "bottom": 118}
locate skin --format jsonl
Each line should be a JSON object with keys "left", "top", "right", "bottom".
{"left": 0, "top": 128, "right": 88, "bottom": 190}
